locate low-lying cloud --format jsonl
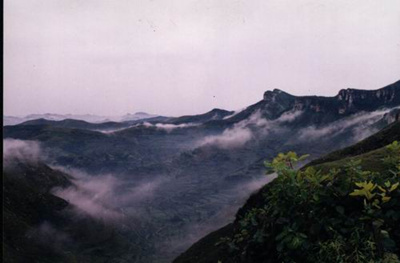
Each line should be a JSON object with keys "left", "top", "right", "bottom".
{"left": 200, "top": 126, "right": 253, "bottom": 149}
{"left": 298, "top": 107, "right": 399, "bottom": 141}
{"left": 199, "top": 110, "right": 302, "bottom": 149}
{"left": 96, "top": 122, "right": 199, "bottom": 134}
{"left": 142, "top": 122, "right": 199, "bottom": 132}
{"left": 53, "top": 171, "right": 124, "bottom": 222}
{"left": 97, "top": 126, "right": 135, "bottom": 134}
{"left": 222, "top": 108, "right": 245, "bottom": 120}
{"left": 52, "top": 167, "right": 163, "bottom": 223}
{"left": 3, "top": 139, "right": 43, "bottom": 167}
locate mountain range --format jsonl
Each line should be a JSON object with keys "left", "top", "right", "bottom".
{"left": 3, "top": 80, "right": 400, "bottom": 263}
{"left": 3, "top": 112, "right": 159, "bottom": 126}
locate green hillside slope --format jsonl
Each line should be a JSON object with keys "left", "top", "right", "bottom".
{"left": 306, "top": 121, "right": 400, "bottom": 167}
{"left": 174, "top": 123, "right": 400, "bottom": 263}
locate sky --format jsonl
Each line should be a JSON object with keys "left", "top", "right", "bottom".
{"left": 4, "top": 0, "right": 400, "bottom": 117}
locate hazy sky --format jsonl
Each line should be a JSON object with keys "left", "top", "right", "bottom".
{"left": 4, "top": 0, "right": 400, "bottom": 116}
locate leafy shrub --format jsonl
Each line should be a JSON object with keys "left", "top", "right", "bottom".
{"left": 218, "top": 142, "right": 400, "bottom": 262}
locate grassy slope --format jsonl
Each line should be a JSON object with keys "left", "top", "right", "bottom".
{"left": 305, "top": 121, "right": 400, "bottom": 167}
{"left": 173, "top": 121, "right": 400, "bottom": 263}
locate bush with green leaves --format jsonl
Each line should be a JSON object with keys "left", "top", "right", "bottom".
{"left": 218, "top": 142, "right": 400, "bottom": 263}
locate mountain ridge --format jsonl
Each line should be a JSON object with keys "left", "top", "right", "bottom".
{"left": 215, "top": 80, "right": 400, "bottom": 127}
{"left": 3, "top": 112, "right": 160, "bottom": 126}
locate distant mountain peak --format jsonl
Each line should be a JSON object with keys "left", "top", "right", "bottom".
{"left": 272, "top": 88, "right": 285, "bottom": 93}
{"left": 210, "top": 108, "right": 230, "bottom": 113}
{"left": 335, "top": 83, "right": 399, "bottom": 109}
{"left": 120, "top": 112, "right": 158, "bottom": 122}
{"left": 263, "top": 89, "right": 294, "bottom": 102}
{"left": 226, "top": 81, "right": 400, "bottom": 125}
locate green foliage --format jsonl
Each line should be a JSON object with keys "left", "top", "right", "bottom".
{"left": 264, "top": 151, "right": 309, "bottom": 172}
{"left": 383, "top": 141, "right": 400, "bottom": 175}
{"left": 219, "top": 142, "right": 400, "bottom": 262}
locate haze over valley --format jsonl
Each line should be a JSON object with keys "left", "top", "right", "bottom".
{"left": 4, "top": 81, "right": 400, "bottom": 262}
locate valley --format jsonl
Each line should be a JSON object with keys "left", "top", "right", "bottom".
{"left": 3, "top": 80, "right": 400, "bottom": 262}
